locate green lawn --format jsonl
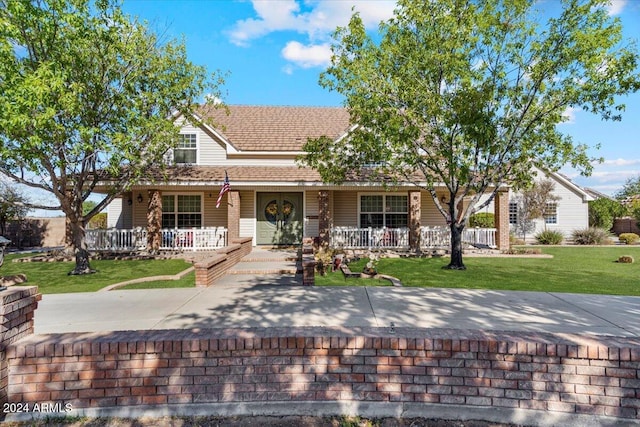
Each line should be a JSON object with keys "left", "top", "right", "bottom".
{"left": 5, "top": 246, "right": 640, "bottom": 295}
{"left": 2, "top": 253, "right": 193, "bottom": 294}
{"left": 117, "top": 271, "right": 196, "bottom": 290}
{"left": 316, "top": 246, "right": 640, "bottom": 295}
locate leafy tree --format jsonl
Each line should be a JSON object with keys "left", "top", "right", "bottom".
{"left": 615, "top": 175, "right": 640, "bottom": 200}
{"left": 0, "top": 181, "right": 30, "bottom": 236}
{"left": 588, "top": 197, "right": 626, "bottom": 230}
{"left": 301, "top": 0, "right": 639, "bottom": 269}
{"left": 0, "top": 0, "right": 224, "bottom": 274}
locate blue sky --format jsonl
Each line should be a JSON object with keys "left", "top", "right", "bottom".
{"left": 119, "top": 0, "right": 640, "bottom": 197}
{"left": 21, "top": 0, "right": 640, "bottom": 215}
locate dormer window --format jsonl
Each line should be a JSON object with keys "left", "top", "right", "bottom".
{"left": 174, "top": 133, "right": 197, "bottom": 164}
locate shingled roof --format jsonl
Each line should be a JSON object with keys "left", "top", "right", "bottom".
{"left": 196, "top": 105, "right": 351, "bottom": 151}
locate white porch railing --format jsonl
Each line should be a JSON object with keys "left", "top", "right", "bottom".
{"left": 330, "top": 226, "right": 496, "bottom": 250}
{"left": 421, "top": 226, "right": 497, "bottom": 249}
{"left": 159, "top": 228, "right": 228, "bottom": 251}
{"left": 86, "top": 228, "right": 147, "bottom": 251}
{"left": 86, "top": 227, "right": 228, "bottom": 252}
{"left": 462, "top": 227, "right": 497, "bottom": 248}
{"left": 331, "top": 227, "right": 410, "bottom": 249}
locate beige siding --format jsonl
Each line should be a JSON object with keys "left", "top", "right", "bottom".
{"left": 305, "top": 191, "right": 319, "bottom": 238}
{"left": 421, "top": 192, "right": 448, "bottom": 226}
{"left": 333, "top": 191, "right": 358, "bottom": 227}
{"left": 132, "top": 191, "right": 147, "bottom": 228}
{"left": 203, "top": 192, "right": 227, "bottom": 227}
{"left": 175, "top": 119, "right": 227, "bottom": 166}
{"left": 239, "top": 190, "right": 255, "bottom": 241}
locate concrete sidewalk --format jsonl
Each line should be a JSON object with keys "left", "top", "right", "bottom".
{"left": 35, "top": 282, "right": 640, "bottom": 336}
{"left": 31, "top": 246, "right": 640, "bottom": 336}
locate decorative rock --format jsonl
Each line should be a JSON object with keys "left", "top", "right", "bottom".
{"left": 0, "top": 274, "right": 28, "bottom": 287}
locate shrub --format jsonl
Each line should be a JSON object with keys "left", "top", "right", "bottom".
{"left": 469, "top": 212, "right": 495, "bottom": 228}
{"left": 571, "top": 227, "right": 613, "bottom": 245}
{"left": 618, "top": 233, "right": 639, "bottom": 245}
{"left": 535, "top": 230, "right": 564, "bottom": 245}
{"left": 618, "top": 255, "right": 634, "bottom": 263}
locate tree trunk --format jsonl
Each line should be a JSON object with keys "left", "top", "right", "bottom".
{"left": 147, "top": 190, "right": 162, "bottom": 254}
{"left": 444, "top": 222, "right": 466, "bottom": 270}
{"left": 68, "top": 219, "right": 95, "bottom": 275}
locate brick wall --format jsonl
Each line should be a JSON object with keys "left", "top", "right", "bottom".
{"left": 0, "top": 286, "right": 41, "bottom": 405}
{"left": 6, "top": 327, "right": 640, "bottom": 422}
{"left": 193, "top": 237, "right": 253, "bottom": 286}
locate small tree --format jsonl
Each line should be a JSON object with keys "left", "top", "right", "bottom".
{"left": 615, "top": 175, "right": 640, "bottom": 200}
{"left": 514, "top": 179, "right": 560, "bottom": 241}
{"left": 588, "top": 197, "right": 626, "bottom": 230}
{"left": 0, "top": 182, "right": 30, "bottom": 236}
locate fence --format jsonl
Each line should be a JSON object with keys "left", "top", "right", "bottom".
{"left": 86, "top": 227, "right": 227, "bottom": 252}
{"left": 331, "top": 226, "right": 496, "bottom": 250}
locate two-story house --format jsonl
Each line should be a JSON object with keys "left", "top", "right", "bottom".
{"left": 95, "top": 105, "right": 590, "bottom": 252}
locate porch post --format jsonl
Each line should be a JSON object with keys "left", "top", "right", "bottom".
{"left": 227, "top": 191, "right": 240, "bottom": 241}
{"left": 318, "top": 190, "right": 331, "bottom": 248}
{"left": 147, "top": 190, "right": 162, "bottom": 253}
{"left": 409, "top": 190, "right": 421, "bottom": 251}
{"left": 494, "top": 189, "right": 510, "bottom": 251}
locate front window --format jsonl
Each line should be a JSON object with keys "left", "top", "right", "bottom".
{"left": 162, "top": 194, "right": 202, "bottom": 228}
{"left": 359, "top": 194, "right": 408, "bottom": 228}
{"left": 509, "top": 202, "right": 518, "bottom": 225}
{"left": 174, "top": 133, "right": 197, "bottom": 164}
{"left": 544, "top": 202, "right": 558, "bottom": 224}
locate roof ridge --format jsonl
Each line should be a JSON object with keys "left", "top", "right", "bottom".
{"left": 207, "top": 104, "right": 345, "bottom": 109}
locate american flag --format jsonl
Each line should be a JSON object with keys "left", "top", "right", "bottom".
{"left": 216, "top": 171, "right": 230, "bottom": 208}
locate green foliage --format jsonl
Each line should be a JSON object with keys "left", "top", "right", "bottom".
{"left": 588, "top": 198, "right": 627, "bottom": 230}
{"left": 615, "top": 175, "right": 640, "bottom": 200}
{"left": 629, "top": 201, "right": 640, "bottom": 230}
{"left": 571, "top": 227, "right": 612, "bottom": 245}
{"left": 618, "top": 233, "right": 639, "bottom": 245}
{"left": 535, "top": 230, "right": 564, "bottom": 245}
{"left": 0, "top": 0, "right": 224, "bottom": 272}
{"left": 87, "top": 213, "right": 107, "bottom": 229}
{"left": 469, "top": 212, "right": 494, "bottom": 228}
{"left": 300, "top": 0, "right": 640, "bottom": 268}
{"left": 0, "top": 181, "right": 30, "bottom": 235}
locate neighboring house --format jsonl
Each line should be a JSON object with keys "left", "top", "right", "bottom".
{"left": 479, "top": 167, "right": 593, "bottom": 243}
{"left": 94, "top": 105, "right": 587, "bottom": 252}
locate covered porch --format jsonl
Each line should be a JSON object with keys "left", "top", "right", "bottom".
{"left": 92, "top": 186, "right": 509, "bottom": 252}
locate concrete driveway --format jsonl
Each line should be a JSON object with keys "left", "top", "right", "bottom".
{"left": 34, "top": 277, "right": 640, "bottom": 337}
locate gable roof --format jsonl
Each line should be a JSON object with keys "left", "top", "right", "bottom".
{"left": 196, "top": 105, "right": 351, "bottom": 152}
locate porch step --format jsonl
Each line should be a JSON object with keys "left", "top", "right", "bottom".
{"left": 228, "top": 260, "right": 300, "bottom": 275}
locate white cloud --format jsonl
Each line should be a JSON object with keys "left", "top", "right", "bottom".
{"left": 560, "top": 106, "right": 579, "bottom": 124}
{"left": 227, "top": 0, "right": 397, "bottom": 59}
{"left": 562, "top": 159, "right": 640, "bottom": 196}
{"left": 281, "top": 41, "right": 332, "bottom": 68}
{"left": 605, "top": 0, "right": 627, "bottom": 16}
{"left": 602, "top": 158, "right": 640, "bottom": 167}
